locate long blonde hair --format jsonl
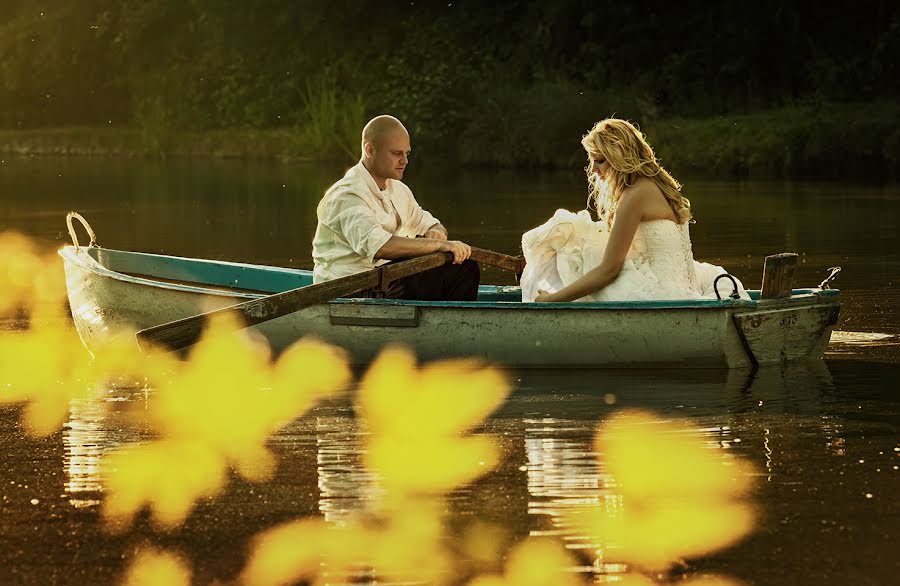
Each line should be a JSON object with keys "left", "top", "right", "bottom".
{"left": 581, "top": 118, "right": 691, "bottom": 225}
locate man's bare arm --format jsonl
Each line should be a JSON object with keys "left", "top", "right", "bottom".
{"left": 422, "top": 223, "right": 448, "bottom": 240}
{"left": 376, "top": 235, "right": 471, "bottom": 264}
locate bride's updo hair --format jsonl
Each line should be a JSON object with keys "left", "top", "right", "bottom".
{"left": 581, "top": 118, "right": 692, "bottom": 225}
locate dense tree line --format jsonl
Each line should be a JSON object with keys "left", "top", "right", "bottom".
{"left": 1, "top": 1, "right": 897, "bottom": 161}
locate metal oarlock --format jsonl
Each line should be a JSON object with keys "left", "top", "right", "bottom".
{"left": 714, "top": 273, "right": 741, "bottom": 300}
{"left": 818, "top": 266, "right": 842, "bottom": 290}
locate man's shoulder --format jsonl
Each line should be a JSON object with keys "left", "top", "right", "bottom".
{"left": 324, "top": 181, "right": 372, "bottom": 203}
{"left": 318, "top": 181, "right": 376, "bottom": 218}
{"left": 388, "top": 178, "right": 415, "bottom": 200}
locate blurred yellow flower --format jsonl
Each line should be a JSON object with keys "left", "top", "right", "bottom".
{"left": 600, "top": 411, "right": 754, "bottom": 501}
{"left": 0, "top": 231, "right": 42, "bottom": 316}
{"left": 270, "top": 336, "right": 351, "bottom": 418}
{"left": 241, "top": 499, "right": 452, "bottom": 586}
{"left": 359, "top": 347, "right": 509, "bottom": 438}
{"left": 0, "top": 324, "right": 95, "bottom": 436}
{"left": 241, "top": 519, "right": 334, "bottom": 586}
{"left": 356, "top": 346, "right": 510, "bottom": 495}
{"left": 467, "top": 539, "right": 583, "bottom": 586}
{"left": 367, "top": 498, "right": 451, "bottom": 584}
{"left": 122, "top": 547, "right": 191, "bottom": 586}
{"left": 460, "top": 521, "right": 509, "bottom": 568}
{"left": 568, "top": 410, "right": 757, "bottom": 572}
{"left": 0, "top": 232, "right": 67, "bottom": 321}
{"left": 101, "top": 314, "right": 350, "bottom": 529}
{"left": 104, "top": 439, "right": 226, "bottom": 531}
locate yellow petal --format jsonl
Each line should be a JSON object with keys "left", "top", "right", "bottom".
{"left": 366, "top": 435, "right": 499, "bottom": 495}
{"left": 122, "top": 548, "right": 191, "bottom": 586}
{"left": 597, "top": 410, "right": 754, "bottom": 500}
{"left": 241, "top": 519, "right": 332, "bottom": 586}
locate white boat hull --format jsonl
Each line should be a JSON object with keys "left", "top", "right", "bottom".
{"left": 61, "top": 246, "right": 840, "bottom": 368}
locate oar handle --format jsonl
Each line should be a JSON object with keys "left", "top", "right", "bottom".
{"left": 470, "top": 247, "right": 526, "bottom": 275}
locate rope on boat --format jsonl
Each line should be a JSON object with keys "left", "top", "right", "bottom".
{"left": 818, "top": 266, "right": 842, "bottom": 289}
{"left": 714, "top": 273, "right": 741, "bottom": 300}
{"left": 66, "top": 211, "right": 98, "bottom": 252}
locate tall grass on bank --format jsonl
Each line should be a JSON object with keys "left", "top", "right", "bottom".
{"left": 456, "top": 86, "right": 900, "bottom": 178}
{"left": 1, "top": 100, "right": 897, "bottom": 178}
{"left": 293, "top": 72, "right": 366, "bottom": 163}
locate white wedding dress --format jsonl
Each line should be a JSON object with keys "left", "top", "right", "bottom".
{"left": 520, "top": 209, "right": 750, "bottom": 302}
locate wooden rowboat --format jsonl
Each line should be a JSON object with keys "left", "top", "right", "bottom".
{"left": 59, "top": 242, "right": 841, "bottom": 368}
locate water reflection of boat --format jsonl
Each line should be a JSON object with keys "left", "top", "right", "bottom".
{"left": 60, "top": 220, "right": 841, "bottom": 368}
{"left": 516, "top": 360, "right": 841, "bottom": 575}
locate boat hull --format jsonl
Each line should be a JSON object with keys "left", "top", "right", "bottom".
{"left": 60, "top": 246, "right": 840, "bottom": 368}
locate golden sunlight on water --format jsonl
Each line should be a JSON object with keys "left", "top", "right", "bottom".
{"left": 315, "top": 413, "right": 380, "bottom": 524}
{"left": 524, "top": 419, "right": 606, "bottom": 547}
{"left": 63, "top": 400, "right": 108, "bottom": 508}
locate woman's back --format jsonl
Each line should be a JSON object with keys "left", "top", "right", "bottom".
{"left": 624, "top": 218, "right": 701, "bottom": 299}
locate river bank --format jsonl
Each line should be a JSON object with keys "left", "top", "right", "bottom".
{"left": 1, "top": 102, "right": 897, "bottom": 179}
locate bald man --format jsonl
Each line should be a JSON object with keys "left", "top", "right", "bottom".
{"left": 312, "top": 115, "right": 480, "bottom": 300}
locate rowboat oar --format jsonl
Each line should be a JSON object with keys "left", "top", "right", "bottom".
{"left": 135, "top": 247, "right": 525, "bottom": 353}
{"left": 470, "top": 246, "right": 526, "bottom": 275}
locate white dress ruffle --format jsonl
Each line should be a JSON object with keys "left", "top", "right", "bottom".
{"left": 520, "top": 209, "right": 750, "bottom": 302}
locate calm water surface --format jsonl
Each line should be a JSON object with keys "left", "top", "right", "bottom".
{"left": 1, "top": 157, "right": 898, "bottom": 584}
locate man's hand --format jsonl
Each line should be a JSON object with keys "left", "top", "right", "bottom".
{"left": 438, "top": 240, "right": 472, "bottom": 264}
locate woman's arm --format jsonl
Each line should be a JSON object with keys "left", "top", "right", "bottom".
{"left": 535, "top": 186, "right": 647, "bottom": 302}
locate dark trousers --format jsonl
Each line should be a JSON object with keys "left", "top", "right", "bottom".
{"left": 352, "top": 259, "right": 480, "bottom": 301}
{"left": 378, "top": 258, "right": 478, "bottom": 301}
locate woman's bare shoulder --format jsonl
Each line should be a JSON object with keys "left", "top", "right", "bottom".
{"left": 620, "top": 179, "right": 675, "bottom": 220}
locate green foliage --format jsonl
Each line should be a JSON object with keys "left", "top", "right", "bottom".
{"left": 293, "top": 71, "right": 367, "bottom": 162}
{"left": 458, "top": 79, "right": 624, "bottom": 168}
{"left": 0, "top": 1, "right": 898, "bottom": 175}
{"left": 651, "top": 101, "right": 900, "bottom": 178}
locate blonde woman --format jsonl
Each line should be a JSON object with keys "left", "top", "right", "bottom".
{"left": 522, "top": 118, "right": 747, "bottom": 302}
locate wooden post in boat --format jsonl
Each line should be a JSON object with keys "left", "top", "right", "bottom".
{"left": 760, "top": 252, "right": 798, "bottom": 299}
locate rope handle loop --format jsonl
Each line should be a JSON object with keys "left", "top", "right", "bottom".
{"left": 818, "top": 266, "right": 842, "bottom": 289}
{"left": 714, "top": 273, "right": 741, "bottom": 300}
{"left": 66, "top": 212, "right": 98, "bottom": 252}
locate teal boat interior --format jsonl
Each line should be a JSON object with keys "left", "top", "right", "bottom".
{"left": 63, "top": 246, "right": 840, "bottom": 310}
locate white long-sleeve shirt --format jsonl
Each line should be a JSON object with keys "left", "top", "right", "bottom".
{"left": 312, "top": 162, "right": 441, "bottom": 282}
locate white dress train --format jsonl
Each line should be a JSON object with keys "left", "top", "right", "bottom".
{"left": 520, "top": 209, "right": 750, "bottom": 302}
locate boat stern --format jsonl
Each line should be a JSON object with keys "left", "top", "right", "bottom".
{"left": 732, "top": 289, "right": 841, "bottom": 365}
